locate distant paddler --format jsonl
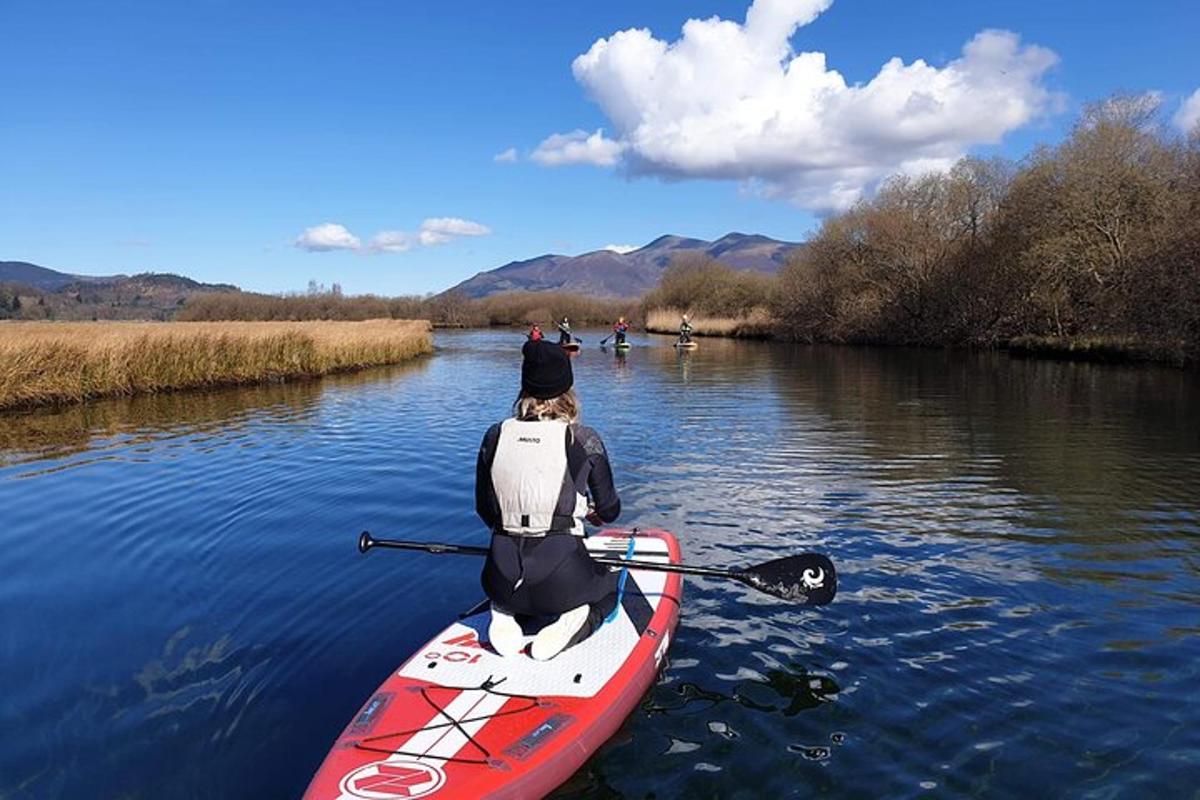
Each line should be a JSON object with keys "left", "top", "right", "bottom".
{"left": 612, "top": 316, "right": 630, "bottom": 347}
{"left": 556, "top": 316, "right": 574, "bottom": 345}
{"left": 528, "top": 324, "right": 544, "bottom": 342}
{"left": 677, "top": 314, "right": 695, "bottom": 347}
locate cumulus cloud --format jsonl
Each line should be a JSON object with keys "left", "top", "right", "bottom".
{"left": 494, "top": 147, "right": 519, "bottom": 163}
{"left": 299, "top": 218, "right": 491, "bottom": 254}
{"left": 603, "top": 243, "right": 638, "bottom": 254}
{"left": 537, "top": 0, "right": 1059, "bottom": 209}
{"left": 295, "top": 223, "right": 361, "bottom": 252}
{"left": 417, "top": 217, "right": 492, "bottom": 246}
{"left": 369, "top": 231, "right": 415, "bottom": 253}
{"left": 423, "top": 217, "right": 491, "bottom": 237}
{"left": 1175, "top": 89, "right": 1200, "bottom": 134}
{"left": 531, "top": 129, "right": 624, "bottom": 166}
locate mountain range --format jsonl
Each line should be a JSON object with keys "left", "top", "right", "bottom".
{"left": 1, "top": 231, "right": 803, "bottom": 317}
{"left": 0, "top": 261, "right": 238, "bottom": 321}
{"left": 446, "top": 232, "right": 803, "bottom": 299}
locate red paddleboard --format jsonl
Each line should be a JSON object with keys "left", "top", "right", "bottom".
{"left": 303, "top": 529, "right": 682, "bottom": 800}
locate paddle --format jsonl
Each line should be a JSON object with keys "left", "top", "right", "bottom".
{"left": 357, "top": 531, "right": 837, "bottom": 605}
{"left": 600, "top": 333, "right": 613, "bottom": 345}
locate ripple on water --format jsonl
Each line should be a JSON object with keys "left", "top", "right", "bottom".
{"left": 1, "top": 332, "right": 1199, "bottom": 798}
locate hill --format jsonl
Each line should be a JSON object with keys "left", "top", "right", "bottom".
{"left": 0, "top": 261, "right": 121, "bottom": 290}
{"left": 446, "top": 232, "right": 803, "bottom": 299}
{"left": 0, "top": 262, "right": 239, "bottom": 321}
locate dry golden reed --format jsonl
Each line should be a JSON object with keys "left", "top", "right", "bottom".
{"left": 644, "top": 308, "right": 775, "bottom": 339}
{"left": 0, "top": 319, "right": 432, "bottom": 411}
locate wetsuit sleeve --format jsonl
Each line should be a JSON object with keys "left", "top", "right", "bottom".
{"left": 576, "top": 426, "right": 620, "bottom": 522}
{"left": 475, "top": 423, "right": 503, "bottom": 530}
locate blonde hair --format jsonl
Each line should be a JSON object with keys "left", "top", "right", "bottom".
{"left": 514, "top": 387, "right": 580, "bottom": 423}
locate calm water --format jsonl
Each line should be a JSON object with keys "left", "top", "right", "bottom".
{"left": 2, "top": 330, "right": 1199, "bottom": 799}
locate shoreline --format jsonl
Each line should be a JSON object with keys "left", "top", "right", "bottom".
{"left": 639, "top": 314, "right": 1193, "bottom": 368}
{"left": 0, "top": 319, "right": 434, "bottom": 412}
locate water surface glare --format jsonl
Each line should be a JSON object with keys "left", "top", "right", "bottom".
{"left": 2, "top": 330, "right": 1199, "bottom": 798}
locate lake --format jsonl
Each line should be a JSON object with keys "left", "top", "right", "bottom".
{"left": 2, "top": 329, "right": 1198, "bottom": 798}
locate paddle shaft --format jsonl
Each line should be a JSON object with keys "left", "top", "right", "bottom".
{"left": 357, "top": 532, "right": 836, "bottom": 604}
{"left": 360, "top": 533, "right": 742, "bottom": 578}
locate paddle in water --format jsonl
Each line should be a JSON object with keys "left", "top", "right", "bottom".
{"left": 357, "top": 531, "right": 837, "bottom": 606}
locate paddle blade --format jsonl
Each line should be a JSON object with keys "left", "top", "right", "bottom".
{"left": 358, "top": 531, "right": 375, "bottom": 553}
{"left": 740, "top": 553, "right": 837, "bottom": 605}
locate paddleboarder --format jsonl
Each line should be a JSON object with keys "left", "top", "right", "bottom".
{"left": 529, "top": 324, "right": 544, "bottom": 341}
{"left": 475, "top": 340, "right": 623, "bottom": 660}
{"left": 679, "top": 314, "right": 693, "bottom": 344}
{"left": 612, "top": 316, "right": 629, "bottom": 346}
{"left": 556, "top": 316, "right": 573, "bottom": 345}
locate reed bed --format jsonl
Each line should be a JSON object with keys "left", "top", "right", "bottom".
{"left": 644, "top": 308, "right": 776, "bottom": 339}
{"left": 0, "top": 319, "right": 432, "bottom": 410}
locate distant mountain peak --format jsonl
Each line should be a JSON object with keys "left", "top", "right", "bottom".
{"left": 445, "top": 232, "right": 804, "bottom": 299}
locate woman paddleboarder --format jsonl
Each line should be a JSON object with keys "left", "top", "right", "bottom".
{"left": 612, "top": 316, "right": 629, "bottom": 346}
{"left": 475, "top": 340, "right": 623, "bottom": 660}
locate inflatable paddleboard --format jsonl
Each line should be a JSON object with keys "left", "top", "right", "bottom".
{"left": 303, "top": 529, "right": 682, "bottom": 800}
{"left": 560, "top": 342, "right": 581, "bottom": 353}
{"left": 613, "top": 342, "right": 631, "bottom": 351}
{"left": 674, "top": 341, "right": 698, "bottom": 349}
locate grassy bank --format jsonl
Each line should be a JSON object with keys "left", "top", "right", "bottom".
{"left": 0, "top": 319, "right": 432, "bottom": 411}
{"left": 644, "top": 308, "right": 775, "bottom": 338}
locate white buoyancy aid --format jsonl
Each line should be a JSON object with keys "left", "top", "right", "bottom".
{"left": 490, "top": 418, "right": 589, "bottom": 536}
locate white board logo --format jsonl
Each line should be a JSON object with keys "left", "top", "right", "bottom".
{"left": 340, "top": 760, "right": 446, "bottom": 799}
{"left": 802, "top": 568, "right": 825, "bottom": 589}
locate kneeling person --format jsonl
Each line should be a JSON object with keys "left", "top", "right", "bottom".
{"left": 475, "top": 340, "right": 622, "bottom": 660}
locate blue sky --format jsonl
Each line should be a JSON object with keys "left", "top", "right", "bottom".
{"left": 2, "top": 0, "right": 1197, "bottom": 295}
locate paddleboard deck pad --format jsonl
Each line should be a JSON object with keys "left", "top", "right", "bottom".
{"left": 303, "top": 529, "right": 682, "bottom": 800}
{"left": 613, "top": 342, "right": 631, "bottom": 350}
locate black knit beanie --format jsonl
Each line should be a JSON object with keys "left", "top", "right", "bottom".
{"left": 521, "top": 340, "right": 574, "bottom": 399}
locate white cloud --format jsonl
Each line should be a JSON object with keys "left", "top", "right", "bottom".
{"left": 422, "top": 217, "right": 492, "bottom": 237}
{"left": 369, "top": 231, "right": 415, "bottom": 253}
{"left": 1175, "top": 89, "right": 1200, "bottom": 134}
{"left": 531, "top": 129, "right": 624, "bottom": 166}
{"left": 494, "top": 147, "right": 518, "bottom": 163}
{"left": 295, "top": 223, "right": 361, "bottom": 252}
{"left": 538, "top": 0, "right": 1058, "bottom": 209}
{"left": 603, "top": 243, "right": 638, "bottom": 254}
{"left": 299, "top": 217, "right": 491, "bottom": 255}
{"left": 417, "top": 217, "right": 492, "bottom": 246}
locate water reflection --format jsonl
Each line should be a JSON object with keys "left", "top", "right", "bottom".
{"left": 0, "top": 360, "right": 430, "bottom": 470}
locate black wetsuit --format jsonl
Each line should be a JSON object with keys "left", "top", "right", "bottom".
{"left": 475, "top": 422, "right": 621, "bottom": 618}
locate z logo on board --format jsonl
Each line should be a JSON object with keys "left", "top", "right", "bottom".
{"left": 340, "top": 760, "right": 446, "bottom": 799}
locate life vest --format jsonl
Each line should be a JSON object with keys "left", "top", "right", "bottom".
{"left": 489, "top": 418, "right": 589, "bottom": 536}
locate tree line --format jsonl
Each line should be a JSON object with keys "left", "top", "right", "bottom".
{"left": 773, "top": 95, "right": 1199, "bottom": 360}
{"left": 178, "top": 288, "right": 637, "bottom": 328}
{"left": 638, "top": 96, "right": 1199, "bottom": 362}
